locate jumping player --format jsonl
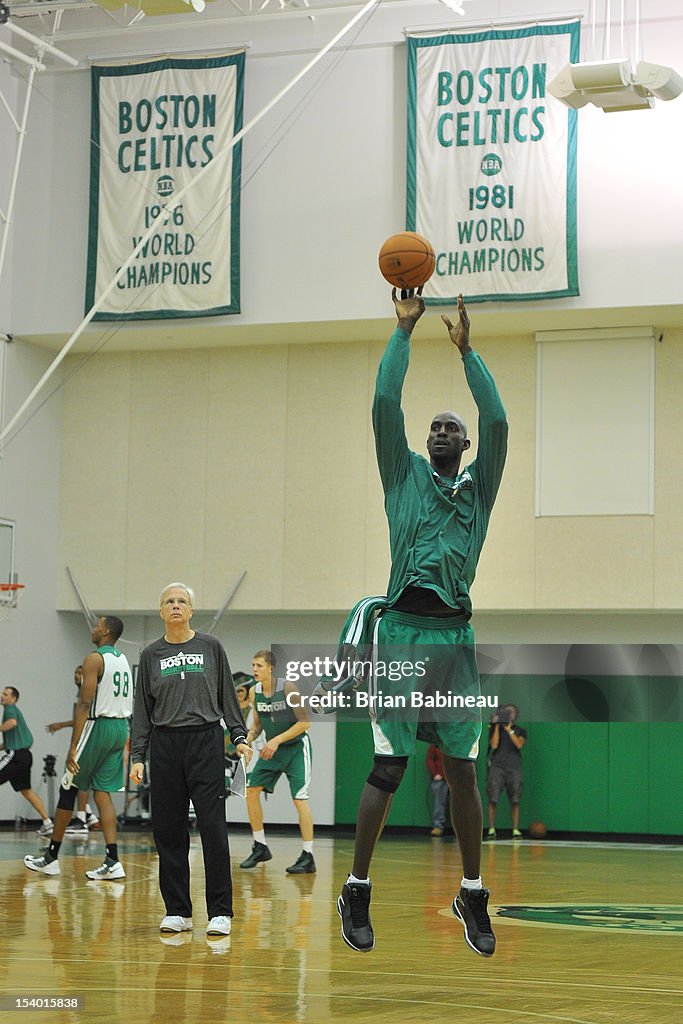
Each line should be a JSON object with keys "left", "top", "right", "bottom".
{"left": 337, "top": 290, "right": 507, "bottom": 957}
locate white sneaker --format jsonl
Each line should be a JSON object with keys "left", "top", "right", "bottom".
{"left": 24, "top": 854, "right": 60, "bottom": 875}
{"left": 206, "top": 916, "right": 231, "bottom": 936}
{"left": 160, "top": 915, "right": 193, "bottom": 933}
{"left": 85, "top": 859, "right": 126, "bottom": 880}
{"left": 35, "top": 820, "right": 53, "bottom": 838}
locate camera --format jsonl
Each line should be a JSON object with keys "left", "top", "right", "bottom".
{"left": 496, "top": 707, "right": 511, "bottom": 725}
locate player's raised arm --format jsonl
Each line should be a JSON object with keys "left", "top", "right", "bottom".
{"left": 372, "top": 287, "right": 425, "bottom": 492}
{"left": 441, "top": 293, "right": 472, "bottom": 355}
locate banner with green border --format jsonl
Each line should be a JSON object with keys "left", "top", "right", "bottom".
{"left": 85, "top": 53, "right": 244, "bottom": 321}
{"left": 407, "top": 22, "right": 579, "bottom": 304}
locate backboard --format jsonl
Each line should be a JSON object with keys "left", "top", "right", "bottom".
{"left": 0, "top": 518, "right": 14, "bottom": 584}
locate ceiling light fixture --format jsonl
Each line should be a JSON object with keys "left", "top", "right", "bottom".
{"left": 548, "top": 58, "right": 683, "bottom": 113}
{"left": 548, "top": 1, "right": 682, "bottom": 113}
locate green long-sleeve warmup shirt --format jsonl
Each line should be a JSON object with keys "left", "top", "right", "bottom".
{"left": 372, "top": 328, "right": 508, "bottom": 617}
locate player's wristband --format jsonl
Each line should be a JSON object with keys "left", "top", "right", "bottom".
{"left": 234, "top": 736, "right": 248, "bottom": 747}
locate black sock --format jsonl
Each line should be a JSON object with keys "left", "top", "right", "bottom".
{"left": 106, "top": 843, "right": 118, "bottom": 862}
{"left": 48, "top": 840, "right": 61, "bottom": 859}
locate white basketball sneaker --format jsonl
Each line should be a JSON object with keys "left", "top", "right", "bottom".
{"left": 24, "top": 853, "right": 60, "bottom": 875}
{"left": 206, "top": 916, "right": 231, "bottom": 936}
{"left": 85, "top": 858, "right": 126, "bottom": 880}
{"left": 160, "top": 916, "right": 193, "bottom": 933}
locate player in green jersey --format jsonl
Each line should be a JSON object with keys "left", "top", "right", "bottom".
{"left": 338, "top": 290, "right": 507, "bottom": 958}
{"left": 240, "top": 650, "right": 315, "bottom": 874}
{"left": 1, "top": 686, "right": 53, "bottom": 832}
{"left": 25, "top": 616, "right": 132, "bottom": 881}
{"left": 46, "top": 665, "right": 100, "bottom": 835}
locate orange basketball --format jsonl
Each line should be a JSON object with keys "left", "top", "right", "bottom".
{"left": 378, "top": 231, "right": 436, "bottom": 289}
{"left": 528, "top": 821, "right": 547, "bottom": 839}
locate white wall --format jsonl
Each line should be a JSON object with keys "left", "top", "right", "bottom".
{"left": 0, "top": 339, "right": 84, "bottom": 821}
{"left": 2, "top": 0, "right": 683, "bottom": 825}
{"left": 8, "top": 1, "right": 683, "bottom": 336}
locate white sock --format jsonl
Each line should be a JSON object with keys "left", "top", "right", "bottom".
{"left": 85, "top": 804, "right": 94, "bottom": 815}
{"left": 303, "top": 841, "right": 314, "bottom": 854}
{"left": 347, "top": 873, "right": 370, "bottom": 885}
{"left": 461, "top": 876, "right": 483, "bottom": 891}
{"left": 253, "top": 830, "right": 266, "bottom": 845}
{"left": 42, "top": 818, "right": 51, "bottom": 825}
{"left": 76, "top": 811, "right": 87, "bottom": 823}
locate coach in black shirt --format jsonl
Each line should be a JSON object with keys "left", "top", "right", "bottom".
{"left": 131, "top": 581, "right": 251, "bottom": 938}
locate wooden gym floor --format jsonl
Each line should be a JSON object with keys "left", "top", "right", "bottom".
{"left": 1, "top": 828, "right": 682, "bottom": 1023}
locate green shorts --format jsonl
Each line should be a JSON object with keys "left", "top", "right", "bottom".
{"left": 72, "top": 718, "right": 129, "bottom": 792}
{"left": 369, "top": 609, "right": 482, "bottom": 760}
{"left": 247, "top": 733, "right": 312, "bottom": 800}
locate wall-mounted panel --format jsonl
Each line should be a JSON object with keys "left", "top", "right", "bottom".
{"left": 536, "top": 329, "right": 654, "bottom": 517}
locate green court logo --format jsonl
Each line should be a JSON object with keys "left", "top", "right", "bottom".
{"left": 495, "top": 903, "right": 683, "bottom": 934}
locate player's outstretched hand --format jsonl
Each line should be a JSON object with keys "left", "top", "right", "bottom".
{"left": 441, "top": 293, "right": 471, "bottom": 353}
{"left": 393, "top": 286, "right": 425, "bottom": 333}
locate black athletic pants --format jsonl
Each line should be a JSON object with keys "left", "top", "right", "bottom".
{"left": 150, "top": 722, "right": 232, "bottom": 919}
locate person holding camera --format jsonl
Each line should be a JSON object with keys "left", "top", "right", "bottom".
{"left": 486, "top": 704, "right": 526, "bottom": 840}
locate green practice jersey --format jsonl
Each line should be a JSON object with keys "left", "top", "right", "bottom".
{"left": 253, "top": 680, "right": 301, "bottom": 746}
{"left": 373, "top": 329, "right": 508, "bottom": 616}
{"left": 2, "top": 703, "right": 33, "bottom": 750}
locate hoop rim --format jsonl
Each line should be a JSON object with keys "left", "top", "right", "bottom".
{"left": 0, "top": 583, "right": 25, "bottom": 591}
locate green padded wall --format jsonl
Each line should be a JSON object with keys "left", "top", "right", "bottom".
{"left": 334, "top": 720, "right": 682, "bottom": 835}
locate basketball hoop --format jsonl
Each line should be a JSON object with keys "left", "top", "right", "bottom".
{"left": 0, "top": 583, "right": 25, "bottom": 623}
